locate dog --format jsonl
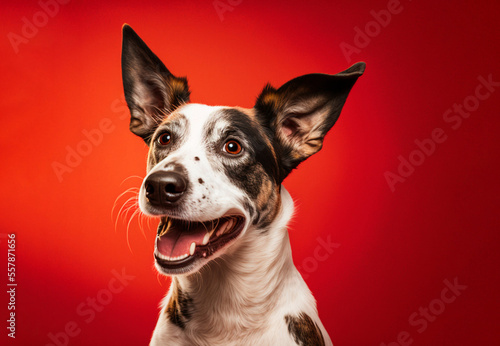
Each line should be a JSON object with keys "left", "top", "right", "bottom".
{"left": 121, "top": 24, "right": 364, "bottom": 346}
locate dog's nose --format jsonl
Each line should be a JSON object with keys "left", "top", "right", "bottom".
{"left": 144, "top": 171, "right": 188, "bottom": 206}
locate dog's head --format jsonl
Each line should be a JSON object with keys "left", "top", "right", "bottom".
{"left": 121, "top": 25, "right": 364, "bottom": 275}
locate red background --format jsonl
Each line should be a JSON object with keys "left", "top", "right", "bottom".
{"left": 1, "top": 0, "right": 499, "bottom": 345}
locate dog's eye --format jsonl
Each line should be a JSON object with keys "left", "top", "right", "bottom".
{"left": 224, "top": 140, "right": 242, "bottom": 155}
{"left": 158, "top": 132, "right": 171, "bottom": 145}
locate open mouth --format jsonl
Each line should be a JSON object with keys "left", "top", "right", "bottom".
{"left": 154, "top": 213, "right": 245, "bottom": 274}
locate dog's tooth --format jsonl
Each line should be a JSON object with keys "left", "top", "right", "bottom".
{"left": 215, "top": 224, "right": 222, "bottom": 237}
{"left": 159, "top": 224, "right": 166, "bottom": 237}
{"left": 155, "top": 249, "right": 191, "bottom": 262}
{"left": 189, "top": 242, "right": 196, "bottom": 256}
{"left": 159, "top": 219, "right": 172, "bottom": 237}
{"left": 216, "top": 223, "right": 226, "bottom": 237}
{"left": 209, "top": 227, "right": 217, "bottom": 237}
{"left": 225, "top": 219, "right": 233, "bottom": 233}
{"left": 202, "top": 232, "right": 210, "bottom": 245}
{"left": 156, "top": 250, "right": 168, "bottom": 261}
{"left": 175, "top": 253, "right": 188, "bottom": 261}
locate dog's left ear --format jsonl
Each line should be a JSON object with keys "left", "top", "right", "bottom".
{"left": 254, "top": 62, "right": 365, "bottom": 180}
{"left": 121, "top": 24, "right": 190, "bottom": 144}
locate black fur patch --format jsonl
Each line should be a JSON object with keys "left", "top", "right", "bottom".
{"left": 121, "top": 25, "right": 190, "bottom": 145}
{"left": 166, "top": 284, "right": 193, "bottom": 330}
{"left": 254, "top": 71, "right": 363, "bottom": 182}
{"left": 285, "top": 313, "right": 325, "bottom": 346}
{"left": 205, "top": 109, "right": 279, "bottom": 202}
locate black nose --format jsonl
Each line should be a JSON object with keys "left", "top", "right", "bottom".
{"left": 144, "top": 171, "right": 188, "bottom": 206}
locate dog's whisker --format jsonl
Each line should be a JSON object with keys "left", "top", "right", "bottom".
{"left": 155, "top": 271, "right": 170, "bottom": 288}
{"left": 114, "top": 195, "right": 139, "bottom": 232}
{"left": 112, "top": 187, "right": 140, "bottom": 223}
{"left": 120, "top": 176, "right": 144, "bottom": 185}
{"left": 137, "top": 212, "right": 147, "bottom": 240}
{"left": 112, "top": 185, "right": 156, "bottom": 252}
{"left": 159, "top": 218, "right": 172, "bottom": 237}
{"left": 125, "top": 208, "right": 143, "bottom": 254}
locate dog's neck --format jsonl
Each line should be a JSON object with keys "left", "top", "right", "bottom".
{"left": 168, "top": 187, "right": 309, "bottom": 340}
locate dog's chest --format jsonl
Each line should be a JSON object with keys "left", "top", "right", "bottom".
{"left": 150, "top": 277, "right": 330, "bottom": 346}
{"left": 151, "top": 311, "right": 304, "bottom": 346}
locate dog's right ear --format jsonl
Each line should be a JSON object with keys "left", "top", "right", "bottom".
{"left": 121, "top": 24, "right": 190, "bottom": 144}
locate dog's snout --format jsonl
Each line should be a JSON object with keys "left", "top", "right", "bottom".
{"left": 144, "top": 171, "right": 188, "bottom": 206}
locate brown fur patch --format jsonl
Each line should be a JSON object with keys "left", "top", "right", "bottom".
{"left": 258, "top": 90, "right": 283, "bottom": 114}
{"left": 285, "top": 313, "right": 325, "bottom": 346}
{"left": 271, "top": 185, "right": 282, "bottom": 219}
{"left": 253, "top": 179, "right": 281, "bottom": 231}
{"left": 256, "top": 173, "right": 273, "bottom": 210}
{"left": 166, "top": 280, "right": 193, "bottom": 330}
{"left": 234, "top": 106, "right": 257, "bottom": 119}
{"left": 166, "top": 76, "right": 190, "bottom": 111}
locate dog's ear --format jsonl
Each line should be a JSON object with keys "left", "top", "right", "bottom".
{"left": 121, "top": 24, "right": 190, "bottom": 144}
{"left": 254, "top": 62, "right": 365, "bottom": 181}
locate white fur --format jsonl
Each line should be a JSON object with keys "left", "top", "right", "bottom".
{"left": 150, "top": 188, "right": 332, "bottom": 346}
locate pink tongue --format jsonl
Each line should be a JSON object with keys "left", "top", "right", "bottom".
{"left": 157, "top": 225, "right": 206, "bottom": 258}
